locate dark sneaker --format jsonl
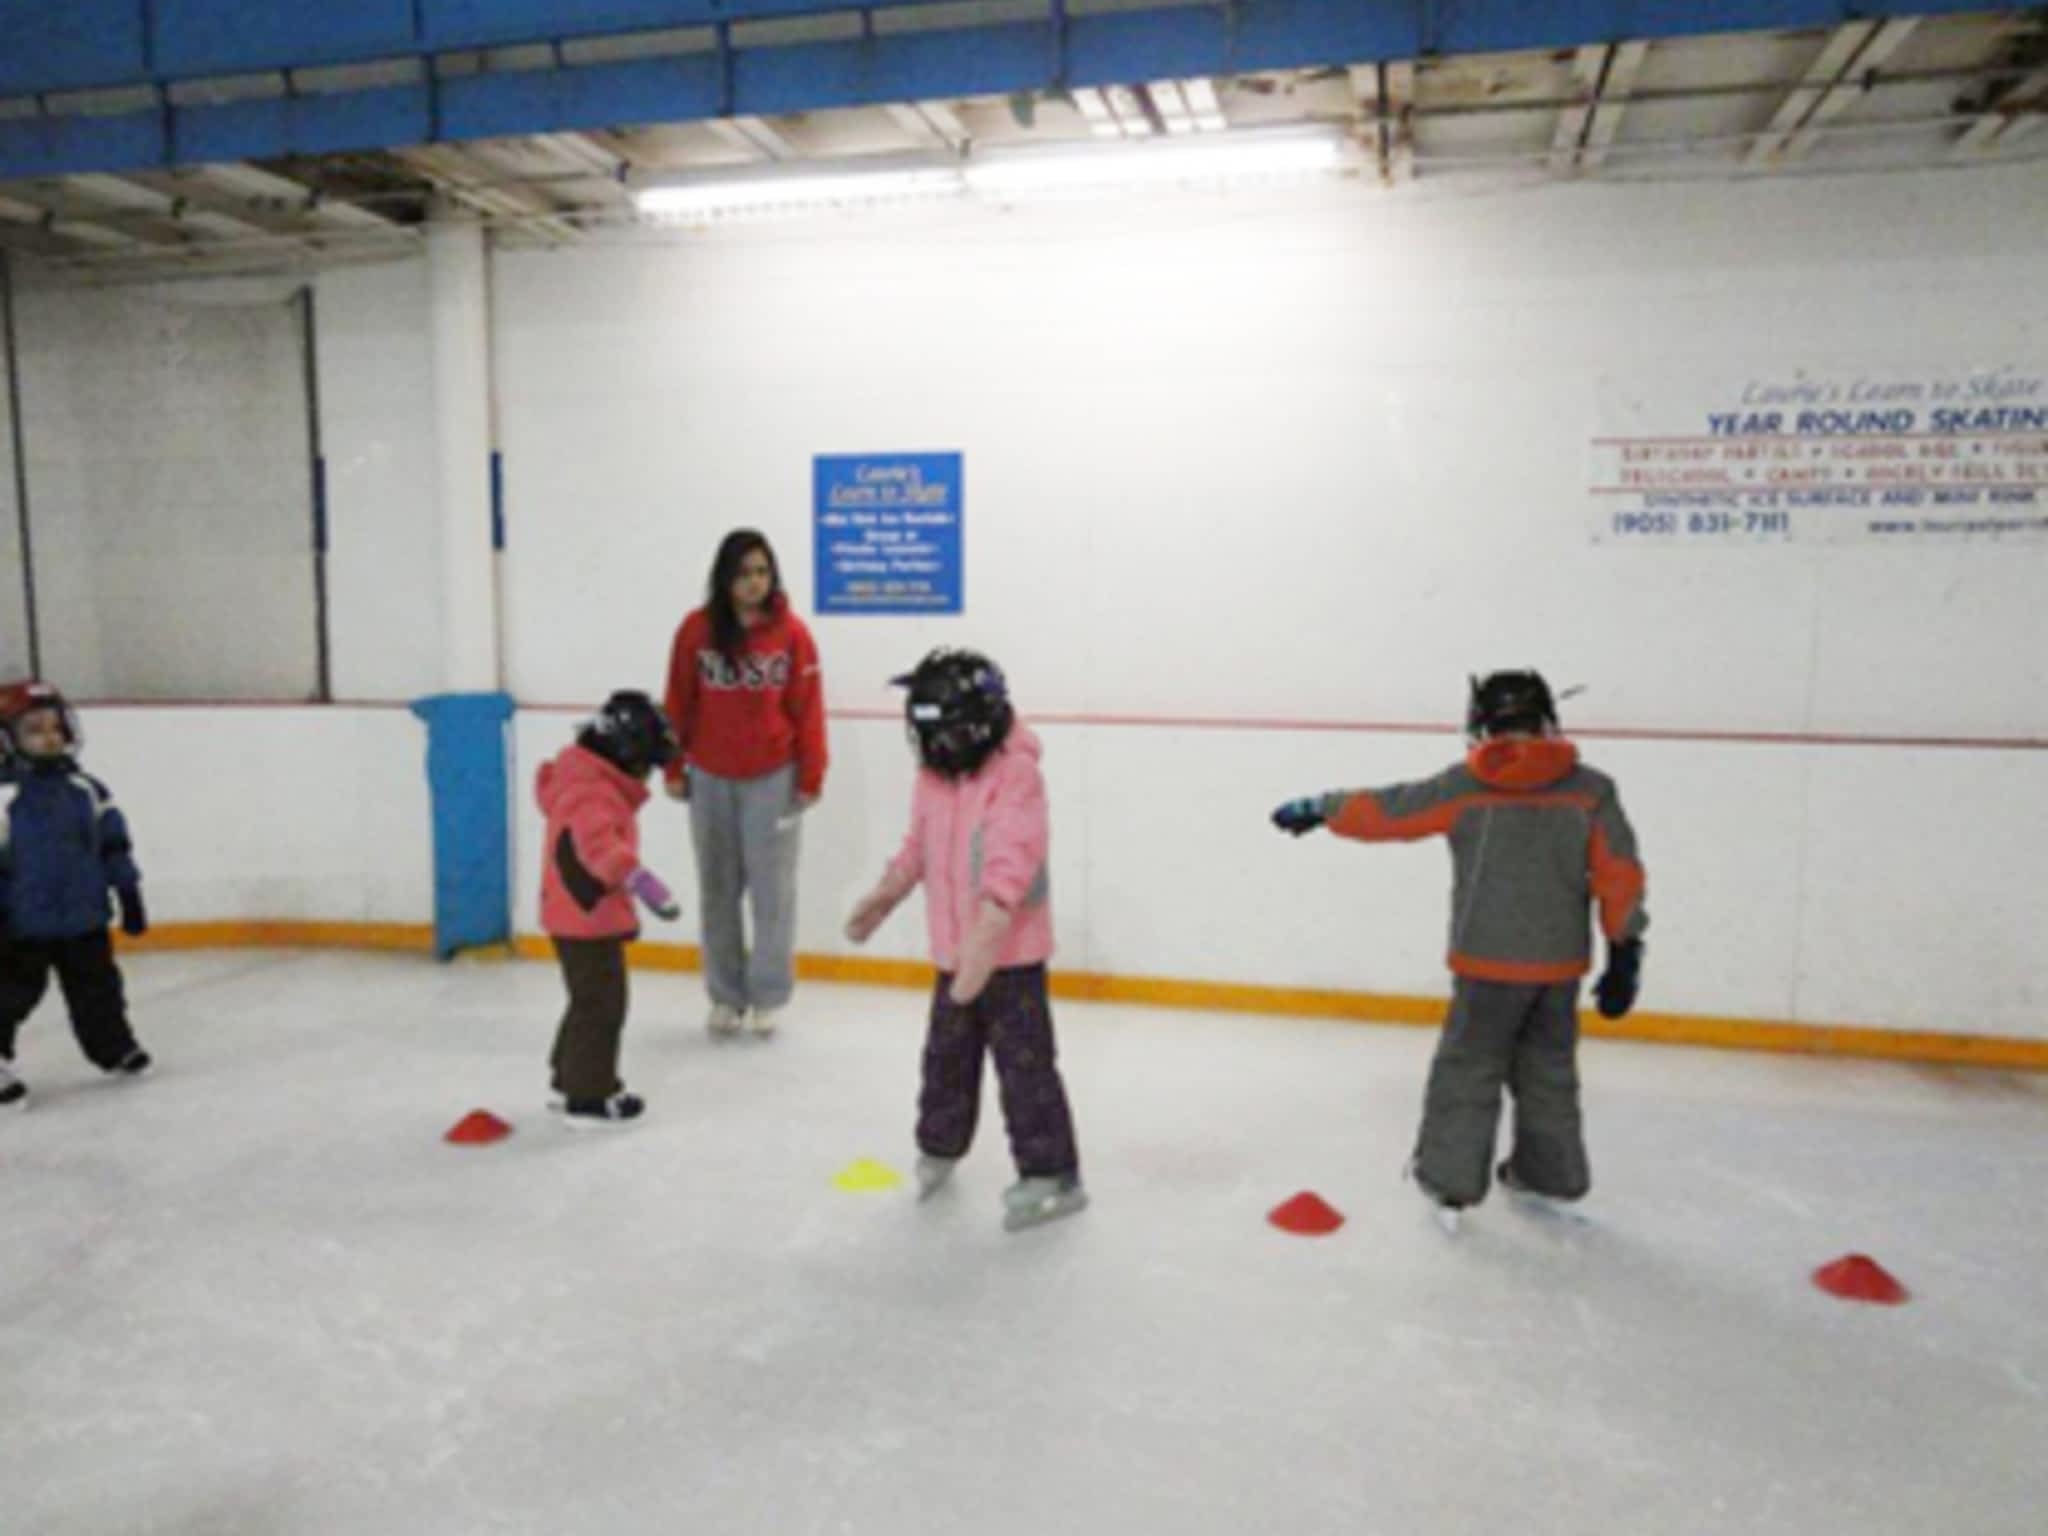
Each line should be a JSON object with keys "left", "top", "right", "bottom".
{"left": 560, "top": 1091, "right": 645, "bottom": 1127}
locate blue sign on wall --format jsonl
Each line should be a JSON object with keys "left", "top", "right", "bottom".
{"left": 814, "top": 452, "right": 963, "bottom": 615}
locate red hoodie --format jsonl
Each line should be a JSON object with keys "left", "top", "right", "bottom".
{"left": 663, "top": 596, "right": 828, "bottom": 796}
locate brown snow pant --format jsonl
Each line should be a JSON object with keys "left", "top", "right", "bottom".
{"left": 550, "top": 937, "right": 628, "bottom": 1101}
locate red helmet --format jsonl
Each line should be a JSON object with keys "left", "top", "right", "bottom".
{"left": 0, "top": 680, "right": 81, "bottom": 758}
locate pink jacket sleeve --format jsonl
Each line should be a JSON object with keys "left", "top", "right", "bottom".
{"left": 883, "top": 774, "right": 928, "bottom": 889}
{"left": 565, "top": 788, "right": 640, "bottom": 888}
{"left": 977, "top": 752, "right": 1049, "bottom": 910}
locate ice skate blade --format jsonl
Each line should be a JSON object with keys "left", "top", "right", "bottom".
{"left": 1003, "top": 1190, "right": 1089, "bottom": 1232}
{"left": 1506, "top": 1189, "right": 1590, "bottom": 1226}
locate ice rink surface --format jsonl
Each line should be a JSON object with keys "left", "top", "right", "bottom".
{"left": 3, "top": 951, "right": 2043, "bottom": 1535}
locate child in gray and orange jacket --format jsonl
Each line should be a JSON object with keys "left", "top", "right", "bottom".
{"left": 1272, "top": 671, "right": 1647, "bottom": 1217}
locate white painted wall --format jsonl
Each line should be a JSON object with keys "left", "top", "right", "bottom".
{"left": 492, "top": 167, "right": 2048, "bottom": 737}
{"left": 314, "top": 257, "right": 446, "bottom": 703}
{"left": 0, "top": 258, "right": 446, "bottom": 704}
{"left": 9, "top": 164, "right": 2048, "bottom": 1041}
{"left": 11, "top": 281, "right": 319, "bottom": 698}
{"left": 0, "top": 282, "right": 29, "bottom": 680}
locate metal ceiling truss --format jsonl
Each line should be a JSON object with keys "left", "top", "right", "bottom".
{"left": 0, "top": 1, "right": 2003, "bottom": 184}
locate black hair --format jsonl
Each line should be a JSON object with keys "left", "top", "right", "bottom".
{"left": 706, "top": 529, "right": 783, "bottom": 661}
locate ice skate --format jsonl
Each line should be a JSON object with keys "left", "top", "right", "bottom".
{"left": 1497, "top": 1160, "right": 1590, "bottom": 1225}
{"left": 0, "top": 1060, "right": 24, "bottom": 1107}
{"left": 915, "top": 1153, "right": 957, "bottom": 1202}
{"left": 706, "top": 1003, "right": 744, "bottom": 1038}
{"left": 559, "top": 1090, "right": 645, "bottom": 1127}
{"left": 746, "top": 1006, "right": 780, "bottom": 1039}
{"left": 112, "top": 1048, "right": 152, "bottom": 1077}
{"left": 1406, "top": 1158, "right": 1465, "bottom": 1235}
{"left": 1001, "top": 1174, "right": 1088, "bottom": 1232}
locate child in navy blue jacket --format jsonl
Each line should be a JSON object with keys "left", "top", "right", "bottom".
{"left": 0, "top": 683, "right": 151, "bottom": 1108}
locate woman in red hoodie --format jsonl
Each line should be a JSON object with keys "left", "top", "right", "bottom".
{"left": 538, "top": 691, "right": 684, "bottom": 1125}
{"left": 663, "top": 530, "right": 828, "bottom": 1039}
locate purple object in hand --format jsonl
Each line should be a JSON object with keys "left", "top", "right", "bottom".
{"left": 626, "top": 867, "right": 681, "bottom": 921}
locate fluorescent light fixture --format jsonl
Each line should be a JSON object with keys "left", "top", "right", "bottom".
{"left": 1149, "top": 81, "right": 1197, "bottom": 136}
{"left": 629, "top": 129, "right": 1354, "bottom": 225}
{"left": 1103, "top": 85, "right": 1154, "bottom": 138}
{"left": 632, "top": 160, "right": 962, "bottom": 221}
{"left": 966, "top": 128, "right": 1349, "bottom": 196}
{"left": 1071, "top": 87, "right": 1121, "bottom": 140}
{"left": 1184, "top": 77, "right": 1228, "bottom": 133}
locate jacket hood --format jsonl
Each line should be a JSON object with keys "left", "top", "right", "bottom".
{"left": 1465, "top": 734, "right": 1579, "bottom": 791}
{"left": 537, "top": 742, "right": 651, "bottom": 814}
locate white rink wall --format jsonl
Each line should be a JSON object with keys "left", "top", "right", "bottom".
{"left": 82, "top": 706, "right": 432, "bottom": 927}
{"left": 72, "top": 703, "right": 2048, "bottom": 1039}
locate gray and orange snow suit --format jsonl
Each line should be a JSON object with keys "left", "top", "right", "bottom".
{"left": 1323, "top": 734, "right": 1647, "bottom": 1207}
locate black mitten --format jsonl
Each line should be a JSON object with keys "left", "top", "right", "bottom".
{"left": 1593, "top": 939, "right": 1643, "bottom": 1019}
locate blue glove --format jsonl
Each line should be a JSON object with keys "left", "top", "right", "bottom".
{"left": 1271, "top": 795, "right": 1335, "bottom": 837}
{"left": 117, "top": 885, "right": 148, "bottom": 938}
{"left": 1593, "top": 939, "right": 1642, "bottom": 1019}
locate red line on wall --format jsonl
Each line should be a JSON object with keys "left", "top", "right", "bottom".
{"left": 1588, "top": 483, "right": 2048, "bottom": 494}
{"left": 1590, "top": 432, "right": 2048, "bottom": 444}
{"left": 531, "top": 702, "right": 2048, "bottom": 752}
{"left": 70, "top": 699, "right": 2048, "bottom": 752}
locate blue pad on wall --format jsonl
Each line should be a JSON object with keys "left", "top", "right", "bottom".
{"left": 410, "top": 692, "right": 515, "bottom": 959}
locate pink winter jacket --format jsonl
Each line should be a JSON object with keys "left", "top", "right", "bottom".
{"left": 885, "top": 724, "right": 1054, "bottom": 974}
{"left": 537, "top": 743, "right": 650, "bottom": 941}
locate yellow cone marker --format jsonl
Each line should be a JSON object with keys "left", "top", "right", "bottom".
{"left": 833, "top": 1158, "right": 904, "bottom": 1193}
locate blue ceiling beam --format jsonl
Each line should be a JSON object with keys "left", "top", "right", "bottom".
{"left": 151, "top": 0, "right": 421, "bottom": 80}
{"left": 176, "top": 86, "right": 437, "bottom": 167}
{"left": 0, "top": 111, "right": 167, "bottom": 182}
{"left": 0, "top": 3, "right": 2008, "bottom": 183}
{"left": 420, "top": 1, "right": 944, "bottom": 54}
{"left": 0, "top": 0, "right": 149, "bottom": 96}
{"left": 440, "top": 55, "right": 723, "bottom": 141}
{"left": 1427, "top": 0, "right": 1992, "bottom": 54}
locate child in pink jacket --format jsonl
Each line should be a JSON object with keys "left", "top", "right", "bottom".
{"left": 537, "top": 691, "right": 683, "bottom": 1126}
{"left": 847, "top": 649, "right": 1085, "bottom": 1232}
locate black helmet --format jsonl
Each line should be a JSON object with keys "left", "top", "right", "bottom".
{"left": 893, "top": 648, "right": 1014, "bottom": 779}
{"left": 1467, "top": 671, "right": 1558, "bottom": 740}
{"left": 579, "top": 690, "right": 678, "bottom": 779}
{"left": 0, "top": 680, "right": 82, "bottom": 762}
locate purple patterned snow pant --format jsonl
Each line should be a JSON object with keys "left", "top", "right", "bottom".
{"left": 916, "top": 964, "right": 1080, "bottom": 1180}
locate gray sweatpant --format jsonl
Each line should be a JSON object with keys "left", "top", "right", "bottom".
{"left": 1412, "top": 977, "right": 1590, "bottom": 1207}
{"left": 687, "top": 763, "right": 802, "bottom": 1011}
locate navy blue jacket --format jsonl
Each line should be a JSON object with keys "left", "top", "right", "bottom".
{"left": 0, "top": 758, "right": 142, "bottom": 940}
